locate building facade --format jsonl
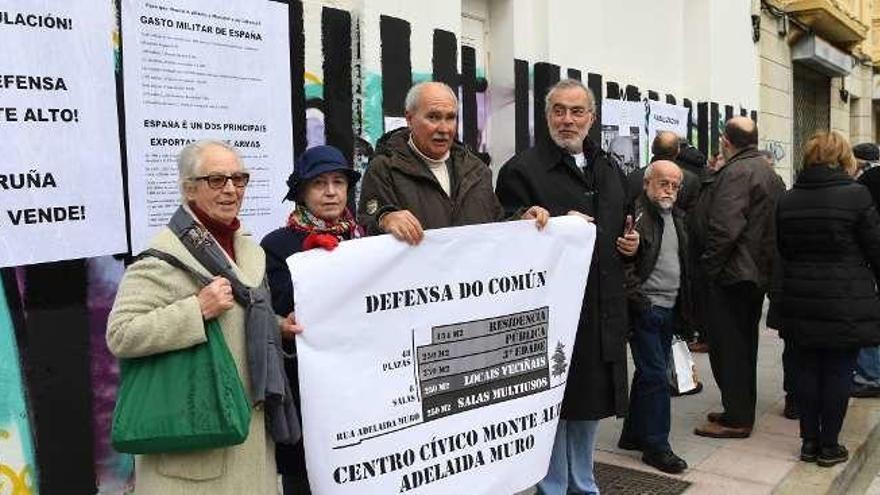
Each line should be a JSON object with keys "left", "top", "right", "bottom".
{"left": 313, "top": 0, "right": 763, "bottom": 180}
{"left": 759, "top": 0, "right": 879, "bottom": 184}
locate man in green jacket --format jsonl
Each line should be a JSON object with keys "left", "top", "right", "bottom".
{"left": 358, "top": 81, "right": 547, "bottom": 242}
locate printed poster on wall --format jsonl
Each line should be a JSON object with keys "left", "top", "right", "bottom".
{"left": 0, "top": 1, "right": 127, "bottom": 267}
{"left": 121, "top": 0, "right": 293, "bottom": 253}
{"left": 291, "top": 217, "right": 595, "bottom": 494}
{"left": 600, "top": 99, "right": 647, "bottom": 175}
{"left": 647, "top": 100, "right": 689, "bottom": 155}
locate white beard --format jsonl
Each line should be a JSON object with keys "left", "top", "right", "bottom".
{"left": 656, "top": 198, "right": 674, "bottom": 210}
{"left": 550, "top": 131, "right": 585, "bottom": 154}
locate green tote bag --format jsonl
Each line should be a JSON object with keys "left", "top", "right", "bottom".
{"left": 111, "top": 319, "right": 252, "bottom": 454}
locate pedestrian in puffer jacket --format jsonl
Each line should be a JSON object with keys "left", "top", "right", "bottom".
{"left": 777, "top": 131, "right": 880, "bottom": 468}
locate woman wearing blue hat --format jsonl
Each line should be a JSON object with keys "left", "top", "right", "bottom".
{"left": 261, "top": 144, "right": 363, "bottom": 494}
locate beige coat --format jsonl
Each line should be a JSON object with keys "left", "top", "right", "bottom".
{"left": 107, "top": 227, "right": 277, "bottom": 495}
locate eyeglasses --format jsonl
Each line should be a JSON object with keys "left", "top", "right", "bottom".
{"left": 655, "top": 179, "right": 681, "bottom": 191}
{"left": 191, "top": 172, "right": 250, "bottom": 189}
{"left": 551, "top": 105, "right": 591, "bottom": 118}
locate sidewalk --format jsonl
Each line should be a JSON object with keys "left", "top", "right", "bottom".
{"left": 868, "top": 472, "right": 880, "bottom": 495}
{"left": 593, "top": 322, "right": 880, "bottom": 494}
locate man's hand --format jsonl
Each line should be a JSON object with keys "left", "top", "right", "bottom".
{"left": 380, "top": 210, "right": 424, "bottom": 245}
{"left": 521, "top": 206, "right": 550, "bottom": 230}
{"left": 197, "top": 276, "right": 234, "bottom": 319}
{"left": 566, "top": 210, "right": 595, "bottom": 223}
{"left": 616, "top": 229, "right": 640, "bottom": 256}
{"left": 280, "top": 312, "right": 304, "bottom": 340}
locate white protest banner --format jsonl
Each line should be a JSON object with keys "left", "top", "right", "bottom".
{"left": 121, "top": 0, "right": 293, "bottom": 253}
{"left": 647, "top": 100, "right": 689, "bottom": 150}
{"left": 290, "top": 217, "right": 595, "bottom": 494}
{"left": 0, "top": 0, "right": 127, "bottom": 267}
{"left": 600, "top": 99, "right": 647, "bottom": 175}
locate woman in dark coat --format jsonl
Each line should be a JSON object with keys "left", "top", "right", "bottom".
{"left": 261, "top": 145, "right": 363, "bottom": 494}
{"left": 776, "top": 131, "right": 880, "bottom": 467}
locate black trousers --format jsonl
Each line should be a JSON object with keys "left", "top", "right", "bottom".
{"left": 794, "top": 346, "right": 858, "bottom": 446}
{"left": 279, "top": 439, "right": 311, "bottom": 495}
{"left": 782, "top": 337, "right": 797, "bottom": 398}
{"left": 282, "top": 474, "right": 312, "bottom": 495}
{"left": 706, "top": 281, "right": 764, "bottom": 427}
{"left": 680, "top": 251, "right": 710, "bottom": 342}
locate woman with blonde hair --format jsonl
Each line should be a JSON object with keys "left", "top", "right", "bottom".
{"left": 776, "top": 131, "right": 880, "bottom": 467}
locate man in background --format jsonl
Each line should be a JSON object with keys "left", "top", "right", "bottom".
{"left": 693, "top": 117, "right": 785, "bottom": 438}
{"left": 627, "top": 131, "right": 700, "bottom": 212}
{"left": 618, "top": 160, "right": 691, "bottom": 474}
{"left": 852, "top": 142, "right": 880, "bottom": 398}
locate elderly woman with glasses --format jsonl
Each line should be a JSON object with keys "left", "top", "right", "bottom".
{"left": 260, "top": 145, "right": 363, "bottom": 494}
{"left": 108, "top": 139, "right": 300, "bottom": 494}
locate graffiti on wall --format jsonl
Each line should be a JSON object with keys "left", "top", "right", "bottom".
{"left": 763, "top": 140, "right": 787, "bottom": 163}
{"left": 87, "top": 258, "right": 134, "bottom": 494}
{"left": 0, "top": 428, "right": 35, "bottom": 495}
{"left": 0, "top": 285, "right": 36, "bottom": 495}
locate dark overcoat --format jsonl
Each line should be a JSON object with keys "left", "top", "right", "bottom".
{"left": 260, "top": 227, "right": 310, "bottom": 479}
{"left": 496, "top": 137, "right": 631, "bottom": 420}
{"left": 776, "top": 166, "right": 880, "bottom": 349}
{"left": 697, "top": 148, "right": 785, "bottom": 289}
{"left": 262, "top": 226, "right": 355, "bottom": 482}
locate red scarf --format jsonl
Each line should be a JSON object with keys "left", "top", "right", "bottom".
{"left": 189, "top": 203, "right": 240, "bottom": 261}
{"left": 287, "top": 205, "right": 362, "bottom": 251}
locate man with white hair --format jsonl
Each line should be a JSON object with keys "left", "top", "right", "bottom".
{"left": 358, "top": 81, "right": 547, "bottom": 242}
{"left": 618, "top": 160, "right": 690, "bottom": 474}
{"left": 496, "top": 79, "right": 639, "bottom": 495}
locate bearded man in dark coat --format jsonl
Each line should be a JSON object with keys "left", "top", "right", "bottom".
{"left": 496, "top": 79, "right": 638, "bottom": 495}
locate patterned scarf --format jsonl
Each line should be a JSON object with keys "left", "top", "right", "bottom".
{"left": 286, "top": 204, "right": 363, "bottom": 251}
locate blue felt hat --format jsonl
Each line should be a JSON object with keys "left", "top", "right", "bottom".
{"left": 284, "top": 145, "right": 361, "bottom": 201}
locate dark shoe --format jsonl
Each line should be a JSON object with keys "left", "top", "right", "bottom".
{"left": 673, "top": 382, "right": 704, "bottom": 397}
{"left": 642, "top": 450, "right": 688, "bottom": 474}
{"left": 783, "top": 395, "right": 799, "bottom": 420}
{"left": 800, "top": 439, "right": 818, "bottom": 462}
{"left": 688, "top": 341, "right": 710, "bottom": 353}
{"left": 817, "top": 445, "right": 849, "bottom": 467}
{"left": 851, "top": 383, "right": 880, "bottom": 398}
{"left": 694, "top": 421, "right": 752, "bottom": 438}
{"left": 707, "top": 411, "right": 725, "bottom": 423}
{"left": 617, "top": 436, "right": 641, "bottom": 451}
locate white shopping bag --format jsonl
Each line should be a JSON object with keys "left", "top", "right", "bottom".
{"left": 670, "top": 338, "right": 697, "bottom": 394}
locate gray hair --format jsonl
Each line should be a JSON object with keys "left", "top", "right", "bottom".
{"left": 643, "top": 160, "right": 683, "bottom": 181}
{"left": 404, "top": 81, "right": 458, "bottom": 114}
{"left": 545, "top": 78, "right": 597, "bottom": 115}
{"left": 177, "top": 139, "right": 242, "bottom": 197}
